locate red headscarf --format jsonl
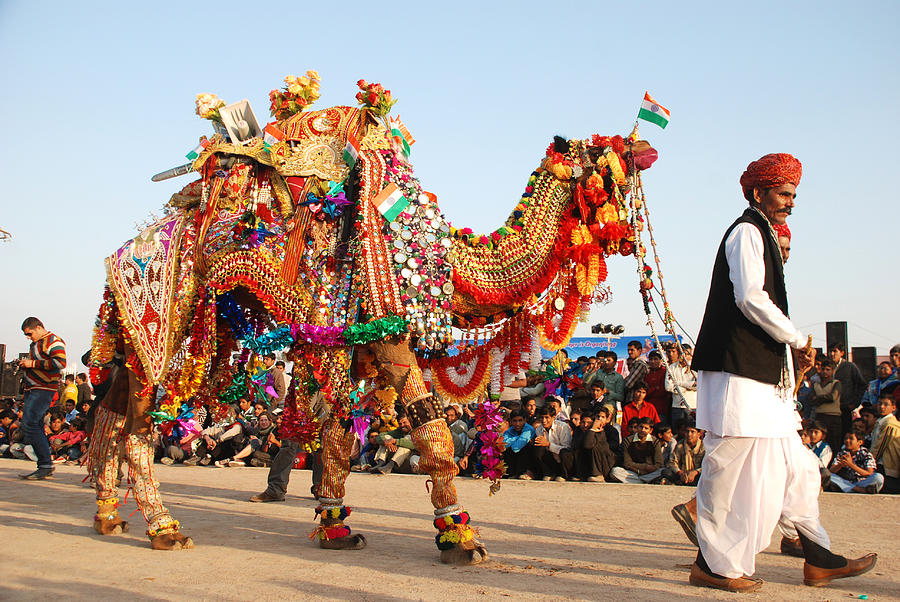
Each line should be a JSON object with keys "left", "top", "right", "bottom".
{"left": 739, "top": 153, "right": 802, "bottom": 199}
{"left": 772, "top": 223, "right": 791, "bottom": 240}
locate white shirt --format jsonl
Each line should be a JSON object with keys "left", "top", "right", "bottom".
{"left": 666, "top": 363, "right": 697, "bottom": 409}
{"left": 535, "top": 421, "right": 572, "bottom": 454}
{"left": 696, "top": 221, "right": 807, "bottom": 438}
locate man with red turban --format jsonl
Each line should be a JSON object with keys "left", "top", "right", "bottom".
{"left": 773, "top": 223, "right": 791, "bottom": 263}
{"left": 687, "top": 153, "right": 876, "bottom": 592}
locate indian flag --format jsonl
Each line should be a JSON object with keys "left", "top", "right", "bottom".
{"left": 637, "top": 92, "right": 670, "bottom": 129}
{"left": 343, "top": 133, "right": 360, "bottom": 167}
{"left": 185, "top": 139, "right": 210, "bottom": 160}
{"left": 263, "top": 124, "right": 285, "bottom": 150}
{"left": 372, "top": 182, "right": 409, "bottom": 222}
{"left": 390, "top": 116, "right": 415, "bottom": 156}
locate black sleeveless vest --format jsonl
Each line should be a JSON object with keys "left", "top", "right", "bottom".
{"left": 690, "top": 208, "right": 788, "bottom": 385}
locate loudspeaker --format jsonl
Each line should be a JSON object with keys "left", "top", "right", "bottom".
{"left": 825, "top": 321, "right": 848, "bottom": 353}
{"left": 852, "top": 346, "right": 877, "bottom": 382}
{"left": 219, "top": 100, "right": 262, "bottom": 145}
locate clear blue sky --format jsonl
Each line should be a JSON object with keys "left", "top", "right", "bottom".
{"left": 2, "top": 1, "right": 898, "bottom": 368}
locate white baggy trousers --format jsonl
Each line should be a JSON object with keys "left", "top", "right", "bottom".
{"left": 696, "top": 432, "right": 831, "bottom": 578}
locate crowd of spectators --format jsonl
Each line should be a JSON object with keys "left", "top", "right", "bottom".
{"left": 3, "top": 344, "right": 899, "bottom": 496}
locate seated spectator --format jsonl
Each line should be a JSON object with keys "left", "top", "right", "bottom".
{"left": 827, "top": 431, "right": 883, "bottom": 493}
{"left": 861, "top": 361, "right": 899, "bottom": 407}
{"left": 871, "top": 390, "right": 899, "bottom": 452}
{"left": 586, "top": 381, "right": 608, "bottom": 415}
{"left": 609, "top": 417, "right": 664, "bottom": 484}
{"left": 871, "top": 393, "right": 900, "bottom": 494}
{"left": 370, "top": 413, "right": 415, "bottom": 475}
{"left": 574, "top": 409, "right": 617, "bottom": 482}
{"left": 595, "top": 351, "right": 625, "bottom": 410}
{"left": 502, "top": 409, "right": 537, "bottom": 480}
{"left": 621, "top": 382, "right": 661, "bottom": 427}
{"left": 0, "top": 409, "right": 17, "bottom": 457}
{"left": 160, "top": 427, "right": 201, "bottom": 465}
{"left": 63, "top": 399, "right": 78, "bottom": 423}
{"left": 445, "top": 404, "right": 470, "bottom": 461}
{"left": 857, "top": 406, "right": 878, "bottom": 449}
{"left": 544, "top": 396, "right": 569, "bottom": 423}
{"left": 351, "top": 430, "right": 380, "bottom": 471}
{"left": 595, "top": 405, "right": 621, "bottom": 463}
{"left": 807, "top": 421, "right": 833, "bottom": 469}
{"left": 184, "top": 407, "right": 243, "bottom": 466}
{"left": 811, "top": 359, "right": 843, "bottom": 452}
{"left": 54, "top": 416, "right": 88, "bottom": 463}
{"left": 45, "top": 412, "right": 67, "bottom": 463}
{"left": 624, "top": 417, "right": 639, "bottom": 439}
{"left": 655, "top": 423, "right": 676, "bottom": 468}
{"left": 522, "top": 398, "right": 537, "bottom": 423}
{"left": 568, "top": 409, "right": 582, "bottom": 433}
{"left": 219, "top": 411, "right": 279, "bottom": 467}
{"left": 662, "top": 423, "right": 705, "bottom": 486}
{"left": 533, "top": 407, "right": 573, "bottom": 481}
{"left": 644, "top": 350, "right": 671, "bottom": 425}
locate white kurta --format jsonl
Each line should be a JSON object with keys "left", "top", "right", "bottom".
{"left": 695, "top": 216, "right": 829, "bottom": 579}
{"left": 695, "top": 222, "right": 806, "bottom": 439}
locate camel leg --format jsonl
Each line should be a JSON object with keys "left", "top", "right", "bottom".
{"left": 88, "top": 405, "right": 129, "bottom": 535}
{"left": 313, "top": 419, "right": 366, "bottom": 550}
{"left": 123, "top": 433, "right": 192, "bottom": 550}
{"left": 411, "top": 415, "right": 487, "bottom": 565}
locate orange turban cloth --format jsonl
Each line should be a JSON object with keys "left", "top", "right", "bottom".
{"left": 772, "top": 223, "right": 791, "bottom": 240}
{"left": 739, "top": 153, "right": 802, "bottom": 198}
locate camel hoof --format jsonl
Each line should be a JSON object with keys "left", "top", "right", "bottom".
{"left": 440, "top": 541, "right": 488, "bottom": 565}
{"left": 319, "top": 533, "right": 367, "bottom": 550}
{"left": 93, "top": 517, "right": 129, "bottom": 535}
{"left": 150, "top": 531, "right": 194, "bottom": 550}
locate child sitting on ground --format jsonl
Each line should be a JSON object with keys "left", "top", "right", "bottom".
{"left": 609, "top": 417, "right": 663, "bottom": 484}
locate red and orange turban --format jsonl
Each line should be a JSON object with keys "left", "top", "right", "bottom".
{"left": 739, "top": 153, "right": 802, "bottom": 198}
{"left": 772, "top": 223, "right": 791, "bottom": 240}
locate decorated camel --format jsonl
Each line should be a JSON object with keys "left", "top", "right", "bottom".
{"left": 85, "top": 74, "right": 659, "bottom": 558}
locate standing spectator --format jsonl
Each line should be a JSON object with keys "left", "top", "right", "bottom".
{"left": 644, "top": 350, "right": 672, "bottom": 425}
{"left": 871, "top": 393, "right": 900, "bottom": 494}
{"left": 621, "top": 382, "right": 661, "bottom": 427}
{"left": 663, "top": 423, "right": 705, "bottom": 486}
{"left": 665, "top": 345, "right": 697, "bottom": 429}
{"left": 581, "top": 357, "right": 601, "bottom": 388}
{"left": 861, "top": 362, "right": 898, "bottom": 407}
{"left": 17, "top": 317, "right": 66, "bottom": 480}
{"left": 532, "top": 408, "right": 573, "bottom": 481}
{"left": 829, "top": 343, "right": 867, "bottom": 437}
{"left": 502, "top": 409, "right": 536, "bottom": 479}
{"left": 890, "top": 344, "right": 900, "bottom": 375}
{"left": 61, "top": 374, "right": 78, "bottom": 408}
{"left": 811, "top": 359, "right": 843, "bottom": 452}
{"left": 623, "top": 341, "right": 649, "bottom": 402}
{"left": 272, "top": 361, "right": 287, "bottom": 409}
{"left": 76, "top": 372, "right": 93, "bottom": 405}
{"left": 827, "top": 431, "right": 883, "bottom": 493}
{"left": 595, "top": 351, "right": 626, "bottom": 408}
{"left": 497, "top": 369, "right": 527, "bottom": 407}
{"left": 609, "top": 417, "right": 664, "bottom": 484}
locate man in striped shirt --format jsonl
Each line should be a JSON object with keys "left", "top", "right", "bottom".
{"left": 17, "top": 317, "right": 66, "bottom": 480}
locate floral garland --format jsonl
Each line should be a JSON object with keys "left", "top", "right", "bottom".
{"left": 270, "top": 71, "right": 321, "bottom": 120}
{"left": 432, "top": 353, "right": 491, "bottom": 403}
{"left": 473, "top": 402, "right": 505, "bottom": 493}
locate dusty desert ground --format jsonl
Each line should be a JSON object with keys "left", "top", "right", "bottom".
{"left": 0, "top": 457, "right": 896, "bottom": 601}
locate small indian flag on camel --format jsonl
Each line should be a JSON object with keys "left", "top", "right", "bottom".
{"left": 185, "top": 139, "right": 210, "bottom": 160}
{"left": 343, "top": 133, "right": 360, "bottom": 167}
{"left": 637, "top": 92, "right": 670, "bottom": 129}
{"left": 263, "top": 124, "right": 285, "bottom": 150}
{"left": 372, "top": 182, "right": 409, "bottom": 222}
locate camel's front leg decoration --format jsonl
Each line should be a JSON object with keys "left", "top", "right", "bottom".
{"left": 84, "top": 73, "right": 657, "bottom": 558}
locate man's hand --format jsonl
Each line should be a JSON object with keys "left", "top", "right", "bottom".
{"left": 458, "top": 456, "right": 468, "bottom": 470}
{"left": 686, "top": 469, "right": 700, "bottom": 483}
{"left": 534, "top": 435, "right": 550, "bottom": 447}
{"left": 385, "top": 440, "right": 398, "bottom": 453}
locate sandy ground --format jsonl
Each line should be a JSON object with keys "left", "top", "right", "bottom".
{"left": 0, "top": 457, "right": 896, "bottom": 601}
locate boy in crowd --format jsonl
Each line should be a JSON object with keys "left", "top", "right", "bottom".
{"left": 50, "top": 416, "right": 88, "bottom": 463}
{"left": 587, "top": 381, "right": 608, "bottom": 415}
{"left": 827, "top": 431, "right": 883, "bottom": 493}
{"left": 807, "top": 421, "right": 833, "bottom": 470}
{"left": 812, "top": 359, "right": 843, "bottom": 452}
{"left": 502, "top": 409, "right": 537, "bottom": 479}
{"left": 533, "top": 407, "right": 573, "bottom": 481}
{"left": 665, "top": 344, "right": 697, "bottom": 429}
{"left": 609, "top": 417, "right": 664, "bottom": 484}
{"left": 655, "top": 423, "right": 677, "bottom": 469}
{"left": 645, "top": 350, "right": 672, "bottom": 425}
{"left": 0, "top": 409, "right": 16, "bottom": 457}
{"left": 621, "top": 382, "right": 661, "bottom": 428}
{"left": 575, "top": 409, "right": 617, "bottom": 482}
{"left": 351, "top": 430, "right": 381, "bottom": 471}
{"left": 663, "top": 423, "right": 705, "bottom": 486}
{"left": 871, "top": 393, "right": 900, "bottom": 494}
